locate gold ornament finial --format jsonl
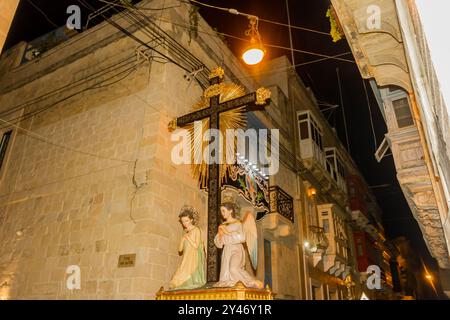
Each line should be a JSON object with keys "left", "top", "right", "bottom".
{"left": 208, "top": 66, "right": 225, "bottom": 80}
{"left": 168, "top": 119, "right": 177, "bottom": 132}
{"left": 255, "top": 87, "right": 271, "bottom": 105}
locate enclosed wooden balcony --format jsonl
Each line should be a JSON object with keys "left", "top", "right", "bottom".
{"left": 297, "top": 111, "right": 328, "bottom": 182}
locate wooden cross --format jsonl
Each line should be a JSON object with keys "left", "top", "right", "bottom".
{"left": 169, "top": 67, "right": 271, "bottom": 283}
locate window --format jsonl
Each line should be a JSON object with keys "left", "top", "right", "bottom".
{"left": 325, "top": 160, "right": 334, "bottom": 177}
{"left": 325, "top": 148, "right": 346, "bottom": 181}
{"left": 337, "top": 158, "right": 346, "bottom": 178}
{"left": 392, "top": 97, "right": 414, "bottom": 128}
{"left": 264, "top": 239, "right": 273, "bottom": 289}
{"left": 0, "top": 130, "right": 12, "bottom": 172}
{"left": 298, "top": 111, "right": 323, "bottom": 149}
{"left": 299, "top": 122, "right": 309, "bottom": 140}
{"left": 322, "top": 219, "right": 329, "bottom": 233}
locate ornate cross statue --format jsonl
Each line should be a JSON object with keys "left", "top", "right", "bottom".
{"left": 169, "top": 67, "right": 271, "bottom": 283}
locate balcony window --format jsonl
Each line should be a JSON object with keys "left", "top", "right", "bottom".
{"left": 298, "top": 111, "right": 323, "bottom": 150}
{"left": 392, "top": 97, "right": 414, "bottom": 128}
{"left": 381, "top": 87, "right": 415, "bottom": 130}
{"left": 298, "top": 111, "right": 325, "bottom": 169}
{"left": 322, "top": 219, "right": 330, "bottom": 233}
{"left": 325, "top": 148, "right": 347, "bottom": 193}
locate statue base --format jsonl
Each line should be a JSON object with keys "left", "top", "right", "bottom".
{"left": 156, "top": 282, "right": 274, "bottom": 300}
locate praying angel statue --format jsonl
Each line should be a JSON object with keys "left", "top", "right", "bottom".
{"left": 213, "top": 194, "right": 263, "bottom": 289}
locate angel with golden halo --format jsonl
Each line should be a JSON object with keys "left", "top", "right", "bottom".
{"left": 213, "top": 195, "right": 263, "bottom": 289}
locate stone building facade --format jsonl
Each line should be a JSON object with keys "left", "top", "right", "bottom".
{"left": 0, "top": 0, "right": 19, "bottom": 54}
{"left": 331, "top": 0, "right": 450, "bottom": 297}
{"left": 0, "top": 0, "right": 399, "bottom": 299}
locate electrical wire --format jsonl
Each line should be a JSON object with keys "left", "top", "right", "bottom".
{"left": 0, "top": 30, "right": 351, "bottom": 122}
{"left": 0, "top": 117, "right": 134, "bottom": 163}
{"left": 99, "top": 0, "right": 182, "bottom": 11}
{"left": 1, "top": 0, "right": 206, "bottom": 126}
{"left": 138, "top": 12, "right": 355, "bottom": 64}
{"left": 0, "top": 55, "right": 137, "bottom": 118}
{"left": 151, "top": 15, "right": 354, "bottom": 63}
{"left": 336, "top": 67, "right": 350, "bottom": 153}
{"left": 187, "top": 0, "right": 331, "bottom": 36}
{"left": 285, "top": 0, "right": 295, "bottom": 67}
{"left": 362, "top": 78, "right": 378, "bottom": 152}
{"left": 118, "top": 2, "right": 211, "bottom": 83}
{"left": 4, "top": 1, "right": 354, "bottom": 152}
{"left": 78, "top": 0, "right": 210, "bottom": 88}
{"left": 94, "top": 0, "right": 354, "bottom": 64}
{"left": 26, "top": 0, "right": 59, "bottom": 28}
{"left": 0, "top": 62, "right": 141, "bottom": 130}
{"left": 0, "top": 0, "right": 364, "bottom": 226}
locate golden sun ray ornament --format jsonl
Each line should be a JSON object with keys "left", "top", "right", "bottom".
{"left": 186, "top": 79, "right": 247, "bottom": 188}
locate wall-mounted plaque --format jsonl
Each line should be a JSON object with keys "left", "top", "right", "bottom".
{"left": 118, "top": 254, "right": 136, "bottom": 268}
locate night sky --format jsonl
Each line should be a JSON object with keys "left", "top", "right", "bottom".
{"left": 3, "top": 0, "right": 439, "bottom": 290}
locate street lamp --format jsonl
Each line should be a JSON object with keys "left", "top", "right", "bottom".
{"left": 307, "top": 187, "right": 317, "bottom": 197}
{"left": 242, "top": 16, "right": 266, "bottom": 65}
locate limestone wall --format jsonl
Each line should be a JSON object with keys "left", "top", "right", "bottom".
{"left": 0, "top": 0, "right": 19, "bottom": 54}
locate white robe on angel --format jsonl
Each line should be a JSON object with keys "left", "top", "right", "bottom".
{"left": 213, "top": 220, "right": 263, "bottom": 288}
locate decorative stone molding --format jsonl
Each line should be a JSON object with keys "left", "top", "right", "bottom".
{"left": 388, "top": 127, "right": 450, "bottom": 268}
{"left": 331, "top": 0, "right": 412, "bottom": 92}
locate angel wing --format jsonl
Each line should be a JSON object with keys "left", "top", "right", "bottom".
{"left": 241, "top": 208, "right": 258, "bottom": 269}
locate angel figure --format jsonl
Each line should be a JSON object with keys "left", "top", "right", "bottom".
{"left": 169, "top": 206, "right": 206, "bottom": 290}
{"left": 213, "top": 201, "right": 263, "bottom": 289}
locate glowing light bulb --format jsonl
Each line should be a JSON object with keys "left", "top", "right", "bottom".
{"left": 242, "top": 47, "right": 265, "bottom": 65}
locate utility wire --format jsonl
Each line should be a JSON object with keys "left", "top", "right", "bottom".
{"left": 142, "top": 15, "right": 355, "bottom": 63}
{"left": 27, "top": 0, "right": 59, "bottom": 28}
{"left": 285, "top": 0, "right": 295, "bottom": 68}
{"left": 81, "top": 0, "right": 210, "bottom": 87}
{"left": 0, "top": 117, "right": 133, "bottom": 163}
{"left": 96, "top": 0, "right": 354, "bottom": 64}
{"left": 362, "top": 78, "right": 378, "bottom": 152}
{"left": 0, "top": 62, "right": 140, "bottom": 130}
{"left": 0, "top": 55, "right": 136, "bottom": 118}
{"left": 336, "top": 67, "right": 350, "bottom": 153}
{"left": 187, "top": 0, "right": 331, "bottom": 36}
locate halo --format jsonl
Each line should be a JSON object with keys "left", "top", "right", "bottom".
{"left": 179, "top": 205, "right": 200, "bottom": 226}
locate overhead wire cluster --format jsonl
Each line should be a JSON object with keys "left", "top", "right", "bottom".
{"left": 77, "top": 0, "right": 211, "bottom": 87}
{"left": 0, "top": 0, "right": 363, "bottom": 217}
{"left": 0, "top": 54, "right": 140, "bottom": 130}
{"left": 0, "top": 0, "right": 356, "bottom": 168}
{"left": 98, "top": 0, "right": 354, "bottom": 64}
